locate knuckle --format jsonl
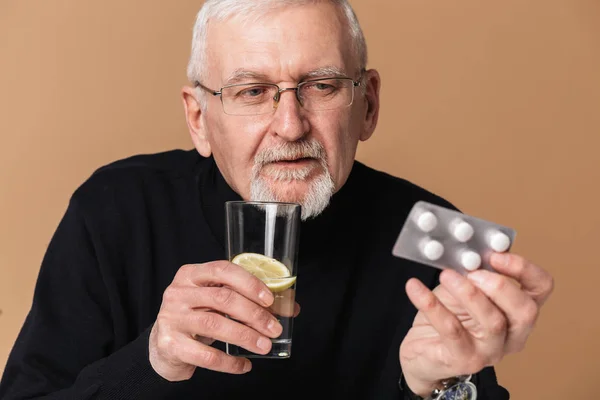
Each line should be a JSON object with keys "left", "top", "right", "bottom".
{"left": 505, "top": 253, "right": 516, "bottom": 266}
{"left": 488, "top": 275, "right": 506, "bottom": 293}
{"left": 199, "top": 312, "right": 220, "bottom": 332}
{"left": 238, "top": 328, "right": 255, "bottom": 345}
{"left": 155, "top": 314, "right": 172, "bottom": 330}
{"left": 521, "top": 300, "right": 539, "bottom": 326}
{"left": 233, "top": 358, "right": 248, "bottom": 373}
{"left": 212, "top": 287, "right": 235, "bottom": 307}
{"left": 487, "top": 315, "right": 508, "bottom": 335}
{"left": 244, "top": 275, "right": 265, "bottom": 296}
{"left": 251, "top": 307, "right": 272, "bottom": 327}
{"left": 198, "top": 349, "right": 221, "bottom": 369}
{"left": 422, "top": 293, "right": 438, "bottom": 311}
{"left": 508, "top": 253, "right": 524, "bottom": 271}
{"left": 177, "top": 264, "right": 195, "bottom": 278}
{"left": 157, "top": 332, "right": 177, "bottom": 355}
{"left": 461, "top": 283, "right": 480, "bottom": 303}
{"left": 208, "top": 261, "right": 232, "bottom": 278}
{"left": 162, "top": 287, "right": 179, "bottom": 304}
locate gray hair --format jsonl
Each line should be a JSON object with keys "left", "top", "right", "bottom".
{"left": 185, "top": 0, "right": 368, "bottom": 85}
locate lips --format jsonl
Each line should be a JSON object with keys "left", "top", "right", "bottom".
{"left": 268, "top": 157, "right": 318, "bottom": 169}
{"left": 257, "top": 156, "right": 323, "bottom": 182}
{"left": 273, "top": 157, "right": 314, "bottom": 164}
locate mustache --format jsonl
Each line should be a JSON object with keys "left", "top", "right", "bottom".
{"left": 254, "top": 140, "right": 327, "bottom": 166}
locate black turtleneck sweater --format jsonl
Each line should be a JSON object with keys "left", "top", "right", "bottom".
{"left": 0, "top": 150, "right": 509, "bottom": 399}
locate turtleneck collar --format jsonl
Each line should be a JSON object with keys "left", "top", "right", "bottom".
{"left": 197, "top": 155, "right": 360, "bottom": 255}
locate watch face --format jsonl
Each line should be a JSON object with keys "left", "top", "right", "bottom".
{"left": 442, "top": 381, "right": 477, "bottom": 400}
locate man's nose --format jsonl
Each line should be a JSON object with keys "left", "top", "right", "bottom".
{"left": 271, "top": 89, "right": 309, "bottom": 142}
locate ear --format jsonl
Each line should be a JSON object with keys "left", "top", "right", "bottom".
{"left": 359, "top": 69, "right": 381, "bottom": 142}
{"left": 182, "top": 86, "right": 212, "bottom": 157}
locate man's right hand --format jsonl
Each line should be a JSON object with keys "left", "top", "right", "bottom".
{"left": 148, "top": 261, "right": 285, "bottom": 381}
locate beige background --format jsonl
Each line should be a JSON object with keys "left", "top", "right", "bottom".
{"left": 1, "top": 0, "right": 598, "bottom": 397}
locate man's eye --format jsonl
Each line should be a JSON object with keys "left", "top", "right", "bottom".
{"left": 315, "top": 83, "right": 334, "bottom": 90}
{"left": 303, "top": 82, "right": 338, "bottom": 93}
{"left": 238, "top": 87, "right": 268, "bottom": 97}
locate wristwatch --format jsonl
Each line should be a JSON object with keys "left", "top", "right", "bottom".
{"left": 399, "top": 373, "right": 477, "bottom": 400}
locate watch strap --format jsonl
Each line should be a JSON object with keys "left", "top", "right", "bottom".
{"left": 399, "top": 373, "right": 478, "bottom": 400}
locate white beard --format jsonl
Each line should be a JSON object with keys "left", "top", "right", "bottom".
{"left": 249, "top": 140, "right": 335, "bottom": 221}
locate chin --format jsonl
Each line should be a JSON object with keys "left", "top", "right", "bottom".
{"left": 250, "top": 169, "right": 336, "bottom": 221}
{"left": 268, "top": 180, "right": 314, "bottom": 204}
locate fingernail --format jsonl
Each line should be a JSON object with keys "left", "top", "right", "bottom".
{"left": 268, "top": 319, "right": 282, "bottom": 335}
{"left": 490, "top": 253, "right": 509, "bottom": 268}
{"left": 257, "top": 337, "right": 271, "bottom": 351}
{"left": 243, "top": 360, "right": 252, "bottom": 373}
{"left": 467, "top": 270, "right": 492, "bottom": 290}
{"left": 441, "top": 269, "right": 462, "bottom": 287}
{"left": 259, "top": 290, "right": 273, "bottom": 306}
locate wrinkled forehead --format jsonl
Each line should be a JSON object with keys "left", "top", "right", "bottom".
{"left": 203, "top": 3, "right": 358, "bottom": 85}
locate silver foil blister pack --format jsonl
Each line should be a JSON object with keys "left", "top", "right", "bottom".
{"left": 392, "top": 201, "right": 517, "bottom": 275}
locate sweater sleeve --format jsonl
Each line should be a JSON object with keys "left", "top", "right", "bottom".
{"left": 474, "top": 366, "right": 510, "bottom": 399}
{"left": 0, "top": 197, "right": 184, "bottom": 399}
{"left": 399, "top": 367, "right": 509, "bottom": 399}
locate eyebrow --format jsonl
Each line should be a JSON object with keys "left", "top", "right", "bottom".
{"left": 223, "top": 70, "right": 271, "bottom": 85}
{"left": 301, "top": 66, "right": 348, "bottom": 80}
{"left": 222, "top": 66, "right": 349, "bottom": 86}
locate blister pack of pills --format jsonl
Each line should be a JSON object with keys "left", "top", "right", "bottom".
{"left": 392, "top": 201, "right": 516, "bottom": 275}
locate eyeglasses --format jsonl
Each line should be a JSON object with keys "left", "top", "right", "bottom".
{"left": 194, "top": 76, "right": 362, "bottom": 116}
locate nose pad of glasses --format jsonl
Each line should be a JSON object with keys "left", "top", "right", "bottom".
{"left": 272, "top": 91, "right": 281, "bottom": 109}
{"left": 273, "top": 88, "right": 304, "bottom": 111}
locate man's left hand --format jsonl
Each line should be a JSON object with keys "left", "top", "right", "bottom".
{"left": 399, "top": 253, "right": 554, "bottom": 397}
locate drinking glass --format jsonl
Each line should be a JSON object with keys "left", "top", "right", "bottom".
{"left": 225, "top": 201, "right": 301, "bottom": 358}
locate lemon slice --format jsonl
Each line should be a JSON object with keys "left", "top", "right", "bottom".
{"left": 231, "top": 252, "right": 296, "bottom": 293}
{"left": 261, "top": 276, "right": 297, "bottom": 293}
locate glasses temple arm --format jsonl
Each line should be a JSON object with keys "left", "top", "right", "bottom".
{"left": 193, "top": 81, "right": 221, "bottom": 96}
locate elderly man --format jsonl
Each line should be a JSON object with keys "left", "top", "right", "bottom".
{"left": 0, "top": 1, "right": 553, "bottom": 399}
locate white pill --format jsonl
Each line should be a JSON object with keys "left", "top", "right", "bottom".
{"left": 422, "top": 239, "right": 444, "bottom": 261}
{"left": 461, "top": 250, "right": 482, "bottom": 271}
{"left": 417, "top": 211, "right": 438, "bottom": 232}
{"left": 489, "top": 231, "right": 511, "bottom": 252}
{"left": 452, "top": 220, "right": 474, "bottom": 242}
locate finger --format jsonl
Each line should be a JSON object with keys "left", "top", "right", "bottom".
{"left": 489, "top": 253, "right": 554, "bottom": 306}
{"left": 440, "top": 269, "right": 508, "bottom": 338}
{"left": 168, "top": 286, "right": 283, "bottom": 338}
{"left": 170, "top": 332, "right": 252, "bottom": 374}
{"left": 466, "top": 269, "right": 540, "bottom": 353}
{"left": 293, "top": 302, "right": 301, "bottom": 318}
{"left": 182, "top": 310, "right": 275, "bottom": 356}
{"left": 182, "top": 262, "right": 275, "bottom": 307}
{"left": 269, "top": 289, "right": 297, "bottom": 318}
{"left": 406, "top": 278, "right": 473, "bottom": 356}
{"left": 440, "top": 269, "right": 508, "bottom": 356}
